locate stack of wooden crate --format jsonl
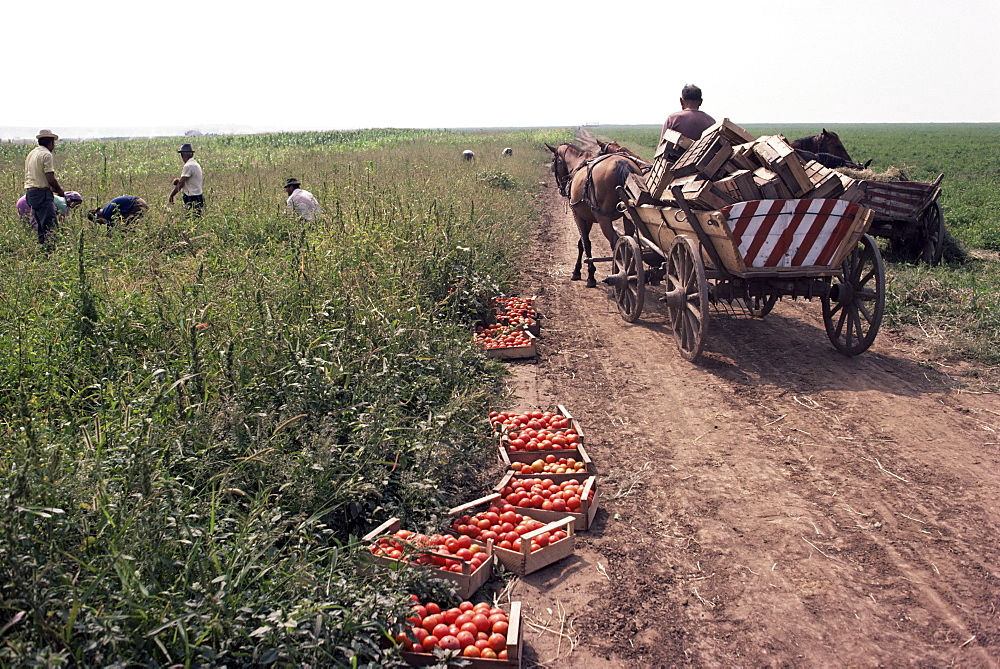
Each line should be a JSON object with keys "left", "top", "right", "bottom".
{"left": 642, "top": 118, "right": 864, "bottom": 210}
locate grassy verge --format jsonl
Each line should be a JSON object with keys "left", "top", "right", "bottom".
{"left": 0, "top": 127, "right": 572, "bottom": 666}
{"left": 593, "top": 124, "right": 1000, "bottom": 375}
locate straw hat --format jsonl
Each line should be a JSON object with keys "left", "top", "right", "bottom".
{"left": 36, "top": 129, "right": 59, "bottom": 140}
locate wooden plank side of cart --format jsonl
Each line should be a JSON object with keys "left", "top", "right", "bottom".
{"left": 630, "top": 199, "right": 874, "bottom": 280}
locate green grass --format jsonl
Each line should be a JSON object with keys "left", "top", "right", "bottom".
{"left": 0, "top": 127, "right": 572, "bottom": 666}
{"left": 594, "top": 123, "right": 1000, "bottom": 370}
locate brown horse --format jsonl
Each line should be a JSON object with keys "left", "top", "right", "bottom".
{"left": 789, "top": 129, "right": 853, "bottom": 162}
{"left": 568, "top": 152, "right": 646, "bottom": 287}
{"left": 546, "top": 142, "right": 595, "bottom": 196}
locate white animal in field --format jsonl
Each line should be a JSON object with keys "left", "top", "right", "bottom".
{"left": 502, "top": 147, "right": 513, "bottom": 156}
{"left": 462, "top": 150, "right": 475, "bottom": 162}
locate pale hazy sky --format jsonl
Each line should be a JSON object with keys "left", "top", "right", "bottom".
{"left": 4, "top": 0, "right": 999, "bottom": 137}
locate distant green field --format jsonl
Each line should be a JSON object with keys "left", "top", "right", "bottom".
{"left": 594, "top": 123, "right": 1000, "bottom": 370}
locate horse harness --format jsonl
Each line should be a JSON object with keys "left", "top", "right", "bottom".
{"left": 577, "top": 153, "right": 651, "bottom": 218}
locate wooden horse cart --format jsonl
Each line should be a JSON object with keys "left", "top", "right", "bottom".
{"left": 609, "top": 185, "right": 886, "bottom": 361}
{"left": 859, "top": 174, "right": 946, "bottom": 264}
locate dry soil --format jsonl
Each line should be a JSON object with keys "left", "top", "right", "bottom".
{"left": 500, "top": 158, "right": 1000, "bottom": 668}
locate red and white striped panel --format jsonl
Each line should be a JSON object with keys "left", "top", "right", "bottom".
{"left": 720, "top": 199, "right": 861, "bottom": 268}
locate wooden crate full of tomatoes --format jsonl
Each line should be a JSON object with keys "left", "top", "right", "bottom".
{"left": 473, "top": 323, "right": 538, "bottom": 359}
{"left": 397, "top": 597, "right": 522, "bottom": 667}
{"left": 363, "top": 518, "right": 493, "bottom": 599}
{"left": 494, "top": 472, "right": 599, "bottom": 532}
{"left": 494, "top": 295, "right": 541, "bottom": 337}
{"left": 490, "top": 405, "right": 586, "bottom": 453}
{"left": 500, "top": 446, "right": 595, "bottom": 484}
{"left": 449, "top": 492, "right": 575, "bottom": 575}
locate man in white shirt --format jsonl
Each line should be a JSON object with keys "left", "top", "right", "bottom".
{"left": 283, "top": 178, "right": 322, "bottom": 222}
{"left": 24, "top": 129, "right": 69, "bottom": 246}
{"left": 168, "top": 143, "right": 204, "bottom": 216}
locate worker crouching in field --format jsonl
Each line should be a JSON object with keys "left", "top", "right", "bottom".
{"left": 17, "top": 191, "right": 83, "bottom": 229}
{"left": 283, "top": 178, "right": 322, "bottom": 222}
{"left": 87, "top": 196, "right": 149, "bottom": 230}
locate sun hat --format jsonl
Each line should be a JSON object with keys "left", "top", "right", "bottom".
{"left": 36, "top": 129, "right": 59, "bottom": 140}
{"left": 177, "top": 143, "right": 195, "bottom": 153}
{"left": 284, "top": 177, "right": 301, "bottom": 189}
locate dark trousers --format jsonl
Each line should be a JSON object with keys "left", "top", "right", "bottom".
{"left": 26, "top": 189, "right": 56, "bottom": 244}
{"left": 183, "top": 194, "right": 204, "bottom": 217}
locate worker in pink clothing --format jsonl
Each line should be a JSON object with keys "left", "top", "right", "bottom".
{"left": 661, "top": 84, "right": 716, "bottom": 141}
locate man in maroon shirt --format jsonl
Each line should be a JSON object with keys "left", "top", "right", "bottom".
{"left": 661, "top": 84, "right": 716, "bottom": 141}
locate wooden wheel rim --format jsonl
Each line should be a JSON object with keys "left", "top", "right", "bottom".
{"left": 664, "top": 235, "right": 708, "bottom": 361}
{"left": 612, "top": 237, "right": 645, "bottom": 322}
{"left": 822, "top": 234, "right": 885, "bottom": 355}
{"left": 920, "top": 202, "right": 945, "bottom": 265}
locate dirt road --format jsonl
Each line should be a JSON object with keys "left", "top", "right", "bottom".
{"left": 504, "top": 170, "right": 1000, "bottom": 667}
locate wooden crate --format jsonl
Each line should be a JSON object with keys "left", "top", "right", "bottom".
{"left": 672, "top": 177, "right": 736, "bottom": 210}
{"left": 495, "top": 296, "right": 541, "bottom": 337}
{"left": 494, "top": 471, "right": 599, "bottom": 531}
{"left": 671, "top": 131, "right": 734, "bottom": 180}
{"left": 838, "top": 174, "right": 864, "bottom": 203}
{"left": 496, "top": 404, "right": 587, "bottom": 450}
{"left": 729, "top": 142, "right": 761, "bottom": 171}
{"left": 702, "top": 117, "right": 755, "bottom": 145}
{"left": 362, "top": 518, "right": 494, "bottom": 599}
{"left": 480, "top": 329, "right": 538, "bottom": 360}
{"left": 401, "top": 601, "right": 523, "bottom": 668}
{"left": 802, "top": 160, "right": 845, "bottom": 199}
{"left": 654, "top": 128, "right": 694, "bottom": 162}
{"left": 753, "top": 167, "right": 793, "bottom": 199}
{"left": 500, "top": 443, "right": 595, "bottom": 481}
{"left": 751, "top": 135, "right": 812, "bottom": 197}
{"left": 625, "top": 172, "right": 658, "bottom": 206}
{"left": 448, "top": 493, "right": 577, "bottom": 576}
{"left": 714, "top": 169, "right": 760, "bottom": 202}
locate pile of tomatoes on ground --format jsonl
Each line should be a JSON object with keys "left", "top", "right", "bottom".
{"left": 451, "top": 504, "right": 569, "bottom": 553}
{"left": 494, "top": 296, "right": 538, "bottom": 331}
{"left": 473, "top": 323, "right": 532, "bottom": 350}
{"left": 370, "top": 529, "right": 490, "bottom": 574}
{"left": 510, "top": 455, "right": 587, "bottom": 476}
{"left": 397, "top": 597, "right": 512, "bottom": 660}
{"left": 498, "top": 478, "right": 592, "bottom": 513}
{"left": 489, "top": 410, "right": 581, "bottom": 451}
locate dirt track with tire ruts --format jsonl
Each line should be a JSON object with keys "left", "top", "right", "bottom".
{"left": 501, "top": 162, "right": 1000, "bottom": 668}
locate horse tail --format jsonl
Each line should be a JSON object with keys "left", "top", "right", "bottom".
{"left": 613, "top": 157, "right": 640, "bottom": 186}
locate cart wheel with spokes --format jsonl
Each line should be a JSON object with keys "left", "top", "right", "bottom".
{"left": 822, "top": 234, "right": 885, "bottom": 355}
{"left": 663, "top": 235, "right": 709, "bottom": 361}
{"left": 919, "top": 201, "right": 945, "bottom": 265}
{"left": 608, "top": 236, "right": 646, "bottom": 322}
{"left": 746, "top": 294, "right": 778, "bottom": 318}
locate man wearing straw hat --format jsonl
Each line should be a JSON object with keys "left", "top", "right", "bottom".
{"left": 283, "top": 177, "right": 322, "bottom": 222}
{"left": 23, "top": 129, "right": 69, "bottom": 246}
{"left": 168, "top": 142, "right": 204, "bottom": 216}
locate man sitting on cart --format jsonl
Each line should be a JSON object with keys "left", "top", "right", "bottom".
{"left": 661, "top": 84, "right": 716, "bottom": 141}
